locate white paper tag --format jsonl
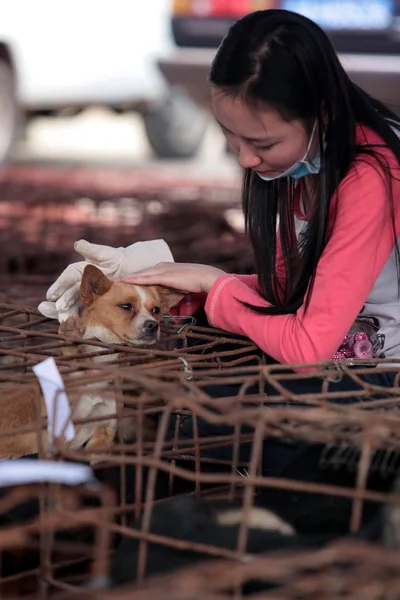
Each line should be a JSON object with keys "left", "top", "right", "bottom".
{"left": 32, "top": 357, "right": 75, "bottom": 443}
{"left": 0, "top": 460, "right": 94, "bottom": 487}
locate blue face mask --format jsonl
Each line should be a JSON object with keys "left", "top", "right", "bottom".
{"left": 257, "top": 120, "right": 321, "bottom": 182}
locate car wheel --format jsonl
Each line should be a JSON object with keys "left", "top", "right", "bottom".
{"left": 142, "top": 89, "right": 208, "bottom": 159}
{"left": 0, "top": 59, "right": 18, "bottom": 162}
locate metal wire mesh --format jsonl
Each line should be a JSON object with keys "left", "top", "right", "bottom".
{"left": 76, "top": 542, "right": 400, "bottom": 600}
{"left": 0, "top": 479, "right": 114, "bottom": 597}
{"left": 0, "top": 301, "right": 263, "bottom": 377}
{"left": 1, "top": 167, "right": 399, "bottom": 597}
{"left": 1, "top": 301, "right": 400, "bottom": 597}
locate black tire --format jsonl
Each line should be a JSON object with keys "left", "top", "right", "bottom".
{"left": 0, "top": 58, "right": 18, "bottom": 162}
{"left": 142, "top": 89, "right": 208, "bottom": 159}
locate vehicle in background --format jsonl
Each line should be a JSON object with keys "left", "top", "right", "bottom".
{"left": 158, "top": 0, "right": 400, "bottom": 128}
{"left": 0, "top": 0, "right": 208, "bottom": 162}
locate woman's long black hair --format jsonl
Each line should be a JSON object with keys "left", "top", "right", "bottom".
{"left": 209, "top": 9, "right": 400, "bottom": 315}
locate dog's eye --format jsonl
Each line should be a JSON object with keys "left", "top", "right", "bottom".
{"left": 119, "top": 303, "right": 133, "bottom": 312}
{"left": 152, "top": 306, "right": 161, "bottom": 315}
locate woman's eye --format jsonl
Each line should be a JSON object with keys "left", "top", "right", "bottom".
{"left": 256, "top": 143, "right": 276, "bottom": 151}
{"left": 119, "top": 303, "right": 133, "bottom": 311}
{"left": 152, "top": 306, "right": 161, "bottom": 315}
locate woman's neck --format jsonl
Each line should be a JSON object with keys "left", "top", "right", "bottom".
{"left": 300, "top": 177, "right": 317, "bottom": 215}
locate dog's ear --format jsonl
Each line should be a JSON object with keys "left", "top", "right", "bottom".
{"left": 155, "top": 286, "right": 185, "bottom": 312}
{"left": 80, "top": 265, "right": 112, "bottom": 307}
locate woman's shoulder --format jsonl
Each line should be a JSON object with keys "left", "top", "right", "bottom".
{"left": 353, "top": 123, "right": 399, "bottom": 165}
{"left": 322, "top": 125, "right": 400, "bottom": 240}
{"left": 331, "top": 123, "right": 400, "bottom": 216}
{"left": 345, "top": 123, "right": 400, "bottom": 183}
{"left": 355, "top": 123, "right": 387, "bottom": 146}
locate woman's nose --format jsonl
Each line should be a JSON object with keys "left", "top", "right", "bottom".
{"left": 238, "top": 143, "right": 262, "bottom": 169}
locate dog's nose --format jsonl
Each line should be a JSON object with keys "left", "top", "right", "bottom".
{"left": 142, "top": 320, "right": 159, "bottom": 335}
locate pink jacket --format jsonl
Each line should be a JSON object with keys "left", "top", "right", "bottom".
{"left": 176, "top": 126, "right": 400, "bottom": 365}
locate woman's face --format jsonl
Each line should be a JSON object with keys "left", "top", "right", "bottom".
{"left": 211, "top": 89, "right": 318, "bottom": 177}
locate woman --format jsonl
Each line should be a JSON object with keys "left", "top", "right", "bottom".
{"left": 40, "top": 10, "right": 400, "bottom": 478}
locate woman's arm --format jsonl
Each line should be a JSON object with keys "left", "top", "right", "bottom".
{"left": 205, "top": 159, "right": 400, "bottom": 364}
{"left": 228, "top": 274, "right": 259, "bottom": 289}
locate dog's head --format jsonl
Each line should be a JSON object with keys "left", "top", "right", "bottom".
{"left": 80, "top": 265, "right": 184, "bottom": 345}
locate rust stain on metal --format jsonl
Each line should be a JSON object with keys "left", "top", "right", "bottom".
{"left": 0, "top": 168, "right": 399, "bottom": 597}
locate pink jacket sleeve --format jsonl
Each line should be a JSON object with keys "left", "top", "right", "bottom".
{"left": 229, "top": 274, "right": 259, "bottom": 290}
{"left": 171, "top": 277, "right": 260, "bottom": 319}
{"left": 204, "top": 159, "right": 400, "bottom": 365}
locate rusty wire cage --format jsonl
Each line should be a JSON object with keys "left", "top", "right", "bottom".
{"left": 0, "top": 167, "right": 252, "bottom": 279}
{"left": 0, "top": 477, "right": 115, "bottom": 597}
{"left": 76, "top": 542, "right": 400, "bottom": 600}
{"left": 1, "top": 169, "right": 400, "bottom": 597}
{"left": 1, "top": 301, "right": 400, "bottom": 598}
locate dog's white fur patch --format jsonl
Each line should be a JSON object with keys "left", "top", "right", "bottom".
{"left": 69, "top": 393, "right": 116, "bottom": 449}
{"left": 67, "top": 331, "right": 119, "bottom": 452}
{"left": 83, "top": 325, "right": 122, "bottom": 346}
{"left": 135, "top": 285, "right": 156, "bottom": 319}
{"left": 216, "top": 507, "right": 295, "bottom": 535}
{"left": 134, "top": 284, "right": 148, "bottom": 304}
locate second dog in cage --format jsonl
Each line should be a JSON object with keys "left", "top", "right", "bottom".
{"left": 110, "top": 482, "right": 400, "bottom": 592}
{"left": 110, "top": 494, "right": 307, "bottom": 589}
{"left": 0, "top": 264, "right": 183, "bottom": 461}
{"left": 109, "top": 434, "right": 400, "bottom": 591}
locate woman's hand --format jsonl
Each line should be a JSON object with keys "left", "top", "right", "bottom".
{"left": 37, "top": 238, "right": 174, "bottom": 322}
{"left": 117, "top": 262, "right": 226, "bottom": 294}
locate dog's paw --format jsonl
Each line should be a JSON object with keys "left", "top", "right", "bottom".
{"left": 119, "top": 412, "right": 157, "bottom": 443}
{"left": 58, "top": 316, "right": 85, "bottom": 340}
{"left": 89, "top": 455, "right": 107, "bottom": 466}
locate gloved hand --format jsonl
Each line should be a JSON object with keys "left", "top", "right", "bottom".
{"left": 38, "top": 238, "right": 174, "bottom": 322}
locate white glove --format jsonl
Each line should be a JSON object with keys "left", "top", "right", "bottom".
{"left": 38, "top": 238, "right": 174, "bottom": 322}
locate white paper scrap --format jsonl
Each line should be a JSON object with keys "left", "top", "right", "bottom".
{"left": 0, "top": 460, "right": 94, "bottom": 487}
{"left": 32, "top": 356, "right": 75, "bottom": 442}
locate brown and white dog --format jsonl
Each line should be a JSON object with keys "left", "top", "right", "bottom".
{"left": 0, "top": 265, "right": 184, "bottom": 461}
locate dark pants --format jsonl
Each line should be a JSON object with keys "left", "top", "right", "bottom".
{"left": 164, "top": 310, "right": 398, "bottom": 533}
{"left": 7, "top": 313, "right": 395, "bottom": 541}
{"left": 168, "top": 308, "right": 396, "bottom": 472}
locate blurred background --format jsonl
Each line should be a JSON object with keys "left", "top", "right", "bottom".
{"left": 1, "top": 0, "right": 400, "bottom": 305}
